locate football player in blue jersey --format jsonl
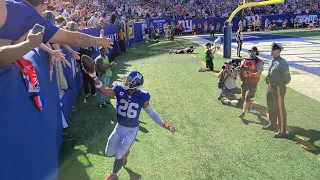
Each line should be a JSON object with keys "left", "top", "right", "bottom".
{"left": 88, "top": 70, "right": 176, "bottom": 180}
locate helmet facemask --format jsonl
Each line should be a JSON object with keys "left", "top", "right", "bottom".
{"left": 122, "top": 73, "right": 142, "bottom": 90}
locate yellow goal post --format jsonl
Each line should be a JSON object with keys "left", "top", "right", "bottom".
{"left": 227, "top": 0, "right": 285, "bottom": 23}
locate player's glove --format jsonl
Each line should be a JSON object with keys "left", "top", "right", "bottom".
{"left": 87, "top": 71, "right": 103, "bottom": 88}
{"left": 88, "top": 71, "right": 97, "bottom": 81}
{"left": 163, "top": 123, "right": 176, "bottom": 133}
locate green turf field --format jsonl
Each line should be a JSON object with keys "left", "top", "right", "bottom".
{"left": 59, "top": 36, "right": 320, "bottom": 180}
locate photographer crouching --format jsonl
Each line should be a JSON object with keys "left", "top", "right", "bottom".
{"left": 238, "top": 46, "right": 264, "bottom": 119}
{"left": 217, "top": 61, "right": 241, "bottom": 100}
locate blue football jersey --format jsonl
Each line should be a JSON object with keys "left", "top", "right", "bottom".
{"left": 112, "top": 84, "right": 150, "bottom": 127}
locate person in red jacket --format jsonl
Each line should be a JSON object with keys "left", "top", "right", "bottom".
{"left": 239, "top": 46, "right": 264, "bottom": 119}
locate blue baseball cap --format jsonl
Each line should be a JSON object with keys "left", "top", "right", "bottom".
{"left": 224, "top": 61, "right": 232, "bottom": 65}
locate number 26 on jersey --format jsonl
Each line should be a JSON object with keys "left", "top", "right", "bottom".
{"left": 118, "top": 99, "right": 139, "bottom": 118}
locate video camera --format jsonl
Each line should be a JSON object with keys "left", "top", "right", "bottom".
{"left": 222, "top": 58, "right": 242, "bottom": 70}
{"left": 209, "top": 43, "right": 219, "bottom": 50}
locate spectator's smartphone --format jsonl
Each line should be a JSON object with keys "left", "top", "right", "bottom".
{"left": 32, "top": 24, "right": 45, "bottom": 34}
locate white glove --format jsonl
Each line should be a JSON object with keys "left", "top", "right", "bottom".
{"left": 88, "top": 71, "right": 97, "bottom": 80}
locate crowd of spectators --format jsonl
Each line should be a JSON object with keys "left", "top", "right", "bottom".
{"left": 0, "top": 0, "right": 114, "bottom": 97}
{"left": 1, "top": 0, "right": 318, "bottom": 72}
{"left": 243, "top": 0, "right": 319, "bottom": 17}
{"left": 41, "top": 0, "right": 320, "bottom": 30}
{"left": 1, "top": 0, "right": 319, "bottom": 67}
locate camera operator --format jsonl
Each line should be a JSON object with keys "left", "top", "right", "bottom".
{"left": 217, "top": 61, "right": 241, "bottom": 100}
{"left": 239, "top": 46, "right": 264, "bottom": 119}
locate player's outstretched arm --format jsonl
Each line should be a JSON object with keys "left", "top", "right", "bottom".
{"left": 88, "top": 71, "right": 116, "bottom": 99}
{"left": 143, "top": 101, "right": 176, "bottom": 133}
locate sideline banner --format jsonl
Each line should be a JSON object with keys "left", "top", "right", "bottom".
{"left": 176, "top": 19, "right": 193, "bottom": 33}
{"left": 176, "top": 17, "right": 242, "bottom": 33}
{"left": 261, "top": 13, "right": 320, "bottom": 28}
{"left": 128, "top": 21, "right": 135, "bottom": 40}
{"left": 147, "top": 18, "right": 170, "bottom": 34}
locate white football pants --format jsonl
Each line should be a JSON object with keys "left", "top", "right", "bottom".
{"left": 105, "top": 123, "right": 138, "bottom": 159}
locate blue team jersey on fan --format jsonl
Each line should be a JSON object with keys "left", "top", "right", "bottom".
{"left": 112, "top": 84, "right": 150, "bottom": 127}
{"left": 0, "top": 0, "right": 59, "bottom": 43}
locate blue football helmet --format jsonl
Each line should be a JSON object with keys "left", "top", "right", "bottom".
{"left": 122, "top": 71, "right": 144, "bottom": 90}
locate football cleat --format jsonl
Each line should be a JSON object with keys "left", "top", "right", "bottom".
{"left": 105, "top": 172, "right": 117, "bottom": 180}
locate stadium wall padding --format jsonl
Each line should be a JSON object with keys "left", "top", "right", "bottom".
{"left": 147, "top": 18, "right": 170, "bottom": 35}
{"left": 0, "top": 49, "right": 62, "bottom": 180}
{"left": 173, "top": 17, "right": 242, "bottom": 33}
{"left": 0, "top": 23, "right": 143, "bottom": 180}
{"left": 149, "top": 13, "right": 319, "bottom": 34}
{"left": 261, "top": 13, "right": 320, "bottom": 29}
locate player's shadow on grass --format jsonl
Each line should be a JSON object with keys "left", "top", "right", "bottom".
{"left": 124, "top": 167, "right": 142, "bottom": 180}
{"left": 139, "top": 126, "right": 149, "bottom": 133}
{"left": 139, "top": 121, "right": 147, "bottom": 124}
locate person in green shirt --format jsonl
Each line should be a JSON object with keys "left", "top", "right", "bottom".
{"left": 95, "top": 47, "right": 116, "bottom": 107}
{"left": 198, "top": 43, "right": 216, "bottom": 72}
